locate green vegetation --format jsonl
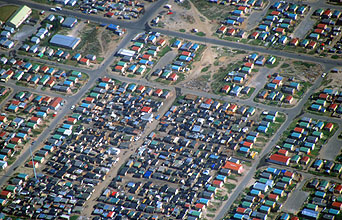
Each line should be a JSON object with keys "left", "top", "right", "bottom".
{"left": 0, "top": 5, "right": 18, "bottom": 22}
{"left": 293, "top": 61, "right": 315, "bottom": 68}
{"left": 158, "top": 46, "right": 172, "bottom": 57}
{"left": 190, "top": 0, "right": 233, "bottom": 20}
{"left": 281, "top": 63, "right": 290, "bottom": 68}
{"left": 179, "top": 29, "right": 186, "bottom": 32}
{"left": 70, "top": 216, "right": 79, "bottom": 220}
{"left": 201, "top": 65, "right": 211, "bottom": 73}
{"left": 196, "top": 32, "right": 206, "bottom": 37}
{"left": 224, "top": 183, "right": 236, "bottom": 193}
{"left": 180, "top": 0, "right": 191, "bottom": 10}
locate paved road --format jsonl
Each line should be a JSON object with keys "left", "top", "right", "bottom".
{"left": 291, "top": 6, "right": 316, "bottom": 39}
{"left": 145, "top": 50, "right": 178, "bottom": 80}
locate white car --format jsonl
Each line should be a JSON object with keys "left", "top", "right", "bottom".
{"left": 50, "top": 8, "right": 56, "bottom": 12}
{"left": 321, "top": 72, "right": 327, "bottom": 77}
{"left": 56, "top": 6, "right": 62, "bottom": 10}
{"left": 70, "top": 105, "right": 75, "bottom": 110}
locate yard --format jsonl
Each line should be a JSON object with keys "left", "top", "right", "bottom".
{"left": 0, "top": 5, "right": 18, "bottom": 23}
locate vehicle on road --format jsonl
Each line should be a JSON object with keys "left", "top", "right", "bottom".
{"left": 71, "top": 105, "right": 75, "bottom": 110}
{"left": 321, "top": 72, "right": 327, "bottom": 77}
{"left": 50, "top": 8, "right": 56, "bottom": 12}
{"left": 56, "top": 6, "right": 62, "bottom": 10}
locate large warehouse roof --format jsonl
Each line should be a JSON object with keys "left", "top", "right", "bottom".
{"left": 6, "top": 5, "right": 32, "bottom": 28}
{"left": 49, "top": 34, "right": 81, "bottom": 49}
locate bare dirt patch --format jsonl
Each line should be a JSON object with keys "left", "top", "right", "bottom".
{"left": 156, "top": 1, "right": 218, "bottom": 36}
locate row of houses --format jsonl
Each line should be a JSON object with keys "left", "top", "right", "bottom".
{"left": 268, "top": 117, "right": 334, "bottom": 168}
{"left": 231, "top": 167, "right": 299, "bottom": 220}
{"left": 248, "top": 1, "right": 308, "bottom": 45}
{"left": 150, "top": 40, "right": 203, "bottom": 82}
{"left": 113, "top": 32, "right": 166, "bottom": 75}
{"left": 309, "top": 88, "right": 342, "bottom": 115}
{"left": 0, "top": 57, "right": 85, "bottom": 93}
{"left": 220, "top": 53, "right": 276, "bottom": 97}
{"left": 257, "top": 74, "right": 302, "bottom": 104}
{"left": 79, "top": 0, "right": 147, "bottom": 20}
{"left": 0, "top": 91, "right": 63, "bottom": 169}
{"left": 292, "top": 179, "right": 342, "bottom": 220}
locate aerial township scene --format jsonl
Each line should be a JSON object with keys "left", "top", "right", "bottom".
{"left": 0, "top": 0, "right": 342, "bottom": 220}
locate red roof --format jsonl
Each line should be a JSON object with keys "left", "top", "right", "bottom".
{"left": 332, "top": 201, "right": 342, "bottom": 209}
{"left": 213, "top": 180, "right": 223, "bottom": 186}
{"left": 272, "top": 79, "right": 281, "bottom": 85}
{"left": 222, "top": 85, "right": 230, "bottom": 92}
{"left": 284, "top": 171, "right": 294, "bottom": 178}
{"left": 154, "top": 89, "right": 162, "bottom": 95}
{"left": 236, "top": 207, "right": 246, "bottom": 214}
{"left": 268, "top": 193, "right": 278, "bottom": 200}
{"left": 244, "top": 62, "right": 253, "bottom": 67}
{"left": 195, "top": 203, "right": 205, "bottom": 209}
{"left": 278, "top": 149, "right": 288, "bottom": 155}
{"left": 0, "top": 116, "right": 6, "bottom": 122}
{"left": 335, "top": 184, "right": 342, "bottom": 192}
{"left": 223, "top": 161, "right": 243, "bottom": 172}
{"left": 329, "top": 103, "right": 338, "bottom": 110}
{"left": 101, "top": 77, "right": 111, "bottom": 82}
{"left": 319, "top": 93, "right": 329, "bottom": 99}
{"left": 205, "top": 99, "right": 212, "bottom": 105}
{"left": 301, "top": 156, "right": 310, "bottom": 162}
{"left": 181, "top": 51, "right": 191, "bottom": 56}
{"left": 294, "top": 127, "right": 304, "bottom": 133}
{"left": 325, "top": 122, "right": 334, "bottom": 129}
{"left": 49, "top": 97, "right": 63, "bottom": 108}
{"left": 285, "top": 95, "right": 293, "bottom": 101}
{"left": 84, "top": 97, "right": 95, "bottom": 103}
{"left": 141, "top": 106, "right": 152, "bottom": 113}
{"left": 275, "top": 27, "right": 284, "bottom": 33}
{"left": 317, "top": 23, "right": 327, "bottom": 29}
{"left": 80, "top": 58, "right": 89, "bottom": 63}
{"left": 269, "top": 154, "right": 290, "bottom": 164}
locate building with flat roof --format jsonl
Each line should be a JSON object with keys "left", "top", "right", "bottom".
{"left": 6, "top": 5, "right": 32, "bottom": 28}
{"left": 49, "top": 34, "right": 80, "bottom": 49}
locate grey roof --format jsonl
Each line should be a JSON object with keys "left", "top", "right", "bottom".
{"left": 49, "top": 34, "right": 80, "bottom": 49}
{"left": 61, "top": 17, "right": 77, "bottom": 28}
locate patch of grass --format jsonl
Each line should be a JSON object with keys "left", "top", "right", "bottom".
{"left": 201, "top": 65, "right": 211, "bottom": 73}
{"left": 224, "top": 183, "right": 236, "bottom": 193}
{"left": 179, "top": 29, "right": 186, "bottom": 32}
{"left": 0, "top": 5, "right": 18, "bottom": 22}
{"left": 196, "top": 32, "right": 206, "bottom": 37}
{"left": 70, "top": 216, "right": 79, "bottom": 220}
{"left": 158, "top": 46, "right": 171, "bottom": 57}
{"left": 179, "top": 0, "right": 191, "bottom": 10}
{"left": 190, "top": 0, "right": 233, "bottom": 20}
{"left": 281, "top": 63, "right": 290, "bottom": 68}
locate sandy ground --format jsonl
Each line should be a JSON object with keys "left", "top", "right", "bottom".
{"left": 180, "top": 45, "right": 246, "bottom": 92}
{"left": 157, "top": 1, "right": 217, "bottom": 35}
{"left": 318, "top": 69, "right": 342, "bottom": 91}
